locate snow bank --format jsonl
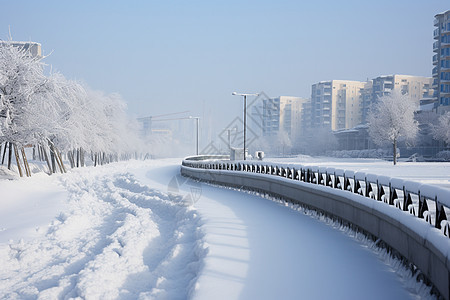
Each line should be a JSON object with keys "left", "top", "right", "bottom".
{"left": 0, "top": 161, "right": 206, "bottom": 299}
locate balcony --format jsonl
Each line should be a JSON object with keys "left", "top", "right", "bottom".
{"left": 434, "top": 18, "right": 440, "bottom": 26}
{"left": 433, "top": 67, "right": 438, "bottom": 75}
{"left": 433, "top": 41, "right": 439, "bottom": 51}
{"left": 434, "top": 29, "right": 440, "bottom": 39}
{"left": 433, "top": 79, "right": 439, "bottom": 88}
{"left": 433, "top": 54, "right": 438, "bottom": 65}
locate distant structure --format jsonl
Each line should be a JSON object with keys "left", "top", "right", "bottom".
{"left": 137, "top": 116, "right": 152, "bottom": 137}
{"left": 361, "top": 75, "right": 433, "bottom": 123}
{"left": 433, "top": 10, "right": 450, "bottom": 112}
{"left": 305, "top": 75, "right": 433, "bottom": 154}
{"left": 310, "top": 80, "right": 365, "bottom": 131}
{"left": 262, "top": 96, "right": 308, "bottom": 141}
{"left": 0, "top": 41, "right": 42, "bottom": 58}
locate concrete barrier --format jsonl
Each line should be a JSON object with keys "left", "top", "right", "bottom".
{"left": 181, "top": 160, "right": 450, "bottom": 299}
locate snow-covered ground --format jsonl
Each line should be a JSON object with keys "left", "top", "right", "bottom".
{"left": 0, "top": 157, "right": 441, "bottom": 299}
{"left": 0, "top": 160, "right": 205, "bottom": 299}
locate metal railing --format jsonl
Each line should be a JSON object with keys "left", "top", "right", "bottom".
{"left": 182, "top": 158, "right": 450, "bottom": 238}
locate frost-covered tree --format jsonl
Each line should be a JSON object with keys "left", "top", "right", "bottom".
{"left": 0, "top": 40, "right": 143, "bottom": 175}
{"left": 0, "top": 41, "right": 54, "bottom": 174}
{"left": 432, "top": 111, "right": 450, "bottom": 144}
{"left": 368, "top": 90, "right": 418, "bottom": 165}
{"left": 0, "top": 43, "right": 45, "bottom": 143}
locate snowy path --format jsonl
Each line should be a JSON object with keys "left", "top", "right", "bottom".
{"left": 0, "top": 162, "right": 205, "bottom": 299}
{"left": 0, "top": 159, "right": 429, "bottom": 299}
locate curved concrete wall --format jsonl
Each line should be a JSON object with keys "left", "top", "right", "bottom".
{"left": 181, "top": 165, "right": 450, "bottom": 299}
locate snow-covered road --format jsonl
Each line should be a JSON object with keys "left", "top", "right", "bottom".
{"left": 0, "top": 159, "right": 431, "bottom": 299}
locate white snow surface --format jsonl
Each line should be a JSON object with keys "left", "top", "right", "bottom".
{"left": 0, "top": 160, "right": 205, "bottom": 299}
{"left": 0, "top": 158, "right": 435, "bottom": 299}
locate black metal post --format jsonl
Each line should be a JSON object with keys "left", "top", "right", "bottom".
{"left": 244, "top": 95, "right": 246, "bottom": 160}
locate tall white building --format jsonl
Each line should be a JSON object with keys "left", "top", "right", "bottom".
{"left": 311, "top": 80, "right": 365, "bottom": 131}
{"left": 433, "top": 10, "right": 450, "bottom": 110}
{"left": 361, "top": 75, "right": 433, "bottom": 123}
{"left": 262, "top": 96, "right": 308, "bottom": 141}
{"left": 372, "top": 75, "right": 432, "bottom": 104}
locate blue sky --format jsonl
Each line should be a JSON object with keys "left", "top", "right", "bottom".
{"left": 2, "top": 0, "right": 449, "bottom": 138}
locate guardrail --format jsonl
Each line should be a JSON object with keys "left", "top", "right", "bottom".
{"left": 181, "top": 156, "right": 450, "bottom": 299}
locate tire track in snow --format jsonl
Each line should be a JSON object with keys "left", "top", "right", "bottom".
{"left": 0, "top": 168, "right": 206, "bottom": 299}
{"left": 111, "top": 174, "right": 207, "bottom": 299}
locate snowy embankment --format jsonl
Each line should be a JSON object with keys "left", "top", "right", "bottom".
{"left": 0, "top": 160, "right": 206, "bottom": 299}
{"left": 0, "top": 158, "right": 436, "bottom": 299}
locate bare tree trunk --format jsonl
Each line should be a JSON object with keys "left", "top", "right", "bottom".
{"left": 13, "top": 144, "right": 23, "bottom": 177}
{"left": 80, "top": 147, "right": 84, "bottom": 167}
{"left": 67, "top": 151, "right": 72, "bottom": 168}
{"left": 68, "top": 151, "right": 74, "bottom": 168}
{"left": 393, "top": 139, "right": 397, "bottom": 166}
{"left": 7, "top": 143, "right": 12, "bottom": 170}
{"left": 40, "top": 144, "right": 52, "bottom": 175}
{"left": 45, "top": 141, "right": 56, "bottom": 173}
{"left": 38, "top": 145, "right": 43, "bottom": 161}
{"left": 51, "top": 146, "right": 62, "bottom": 173}
{"left": 21, "top": 147, "right": 31, "bottom": 177}
{"left": 54, "top": 146, "right": 66, "bottom": 173}
{"left": 76, "top": 148, "right": 80, "bottom": 168}
{"left": 1, "top": 142, "right": 6, "bottom": 165}
{"left": 50, "top": 147, "right": 56, "bottom": 173}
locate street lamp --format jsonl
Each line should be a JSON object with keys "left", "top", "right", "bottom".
{"left": 190, "top": 116, "right": 200, "bottom": 155}
{"left": 227, "top": 127, "right": 238, "bottom": 150}
{"left": 232, "top": 92, "right": 259, "bottom": 160}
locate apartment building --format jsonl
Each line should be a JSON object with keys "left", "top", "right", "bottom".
{"left": 311, "top": 80, "right": 365, "bottom": 131}
{"left": 433, "top": 10, "right": 450, "bottom": 111}
{"left": 262, "top": 96, "right": 308, "bottom": 141}
{"left": 373, "top": 75, "right": 432, "bottom": 104}
{"left": 360, "top": 75, "right": 433, "bottom": 123}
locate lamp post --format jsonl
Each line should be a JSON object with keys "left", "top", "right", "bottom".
{"left": 190, "top": 116, "right": 200, "bottom": 155}
{"left": 232, "top": 92, "right": 259, "bottom": 160}
{"left": 227, "top": 127, "right": 237, "bottom": 150}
